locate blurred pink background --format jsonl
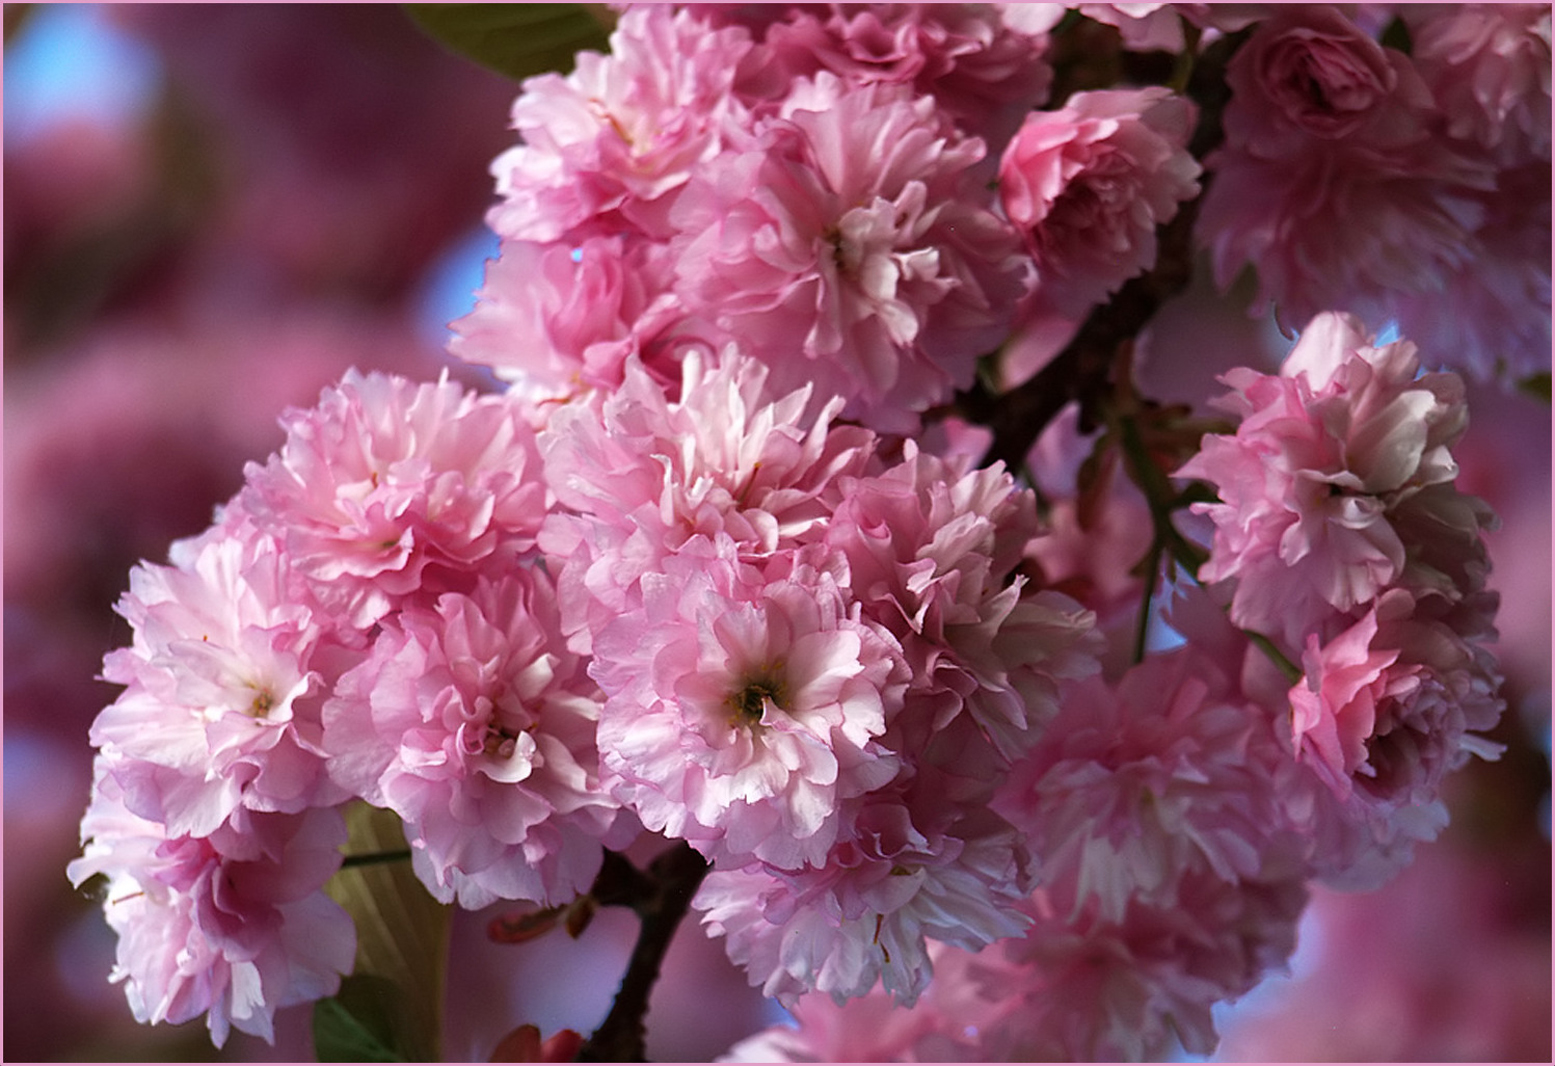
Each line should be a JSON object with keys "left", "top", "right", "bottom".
{"left": 4, "top": 5, "right": 1547, "bottom": 1061}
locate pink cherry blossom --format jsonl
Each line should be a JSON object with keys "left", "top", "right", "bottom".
{"left": 996, "top": 647, "right": 1299, "bottom": 925}
{"left": 589, "top": 546, "right": 906, "bottom": 870}
{"left": 1288, "top": 588, "right": 1504, "bottom": 887}
{"left": 90, "top": 516, "right": 348, "bottom": 838}
{"left": 695, "top": 791, "right": 1034, "bottom": 1007}
{"left": 240, "top": 369, "right": 547, "bottom": 629}
{"left": 538, "top": 348, "right": 877, "bottom": 649}
{"left": 825, "top": 441, "right": 1101, "bottom": 762}
{"left": 449, "top": 235, "right": 699, "bottom": 400}
{"left": 1409, "top": 3, "right": 1552, "bottom": 166}
{"left": 322, "top": 568, "right": 623, "bottom": 909}
{"left": 755, "top": 4, "right": 1054, "bottom": 154}
{"left": 1179, "top": 313, "right": 1478, "bottom": 647}
{"left": 670, "top": 73, "right": 1027, "bottom": 431}
{"left": 999, "top": 86, "right": 1201, "bottom": 320}
{"left": 68, "top": 764, "right": 354, "bottom": 1048}
{"left": 1199, "top": 6, "right": 1498, "bottom": 328}
{"left": 487, "top": 5, "right": 755, "bottom": 243}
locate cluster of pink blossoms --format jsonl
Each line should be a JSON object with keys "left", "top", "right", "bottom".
{"left": 72, "top": 3, "right": 1529, "bottom": 1059}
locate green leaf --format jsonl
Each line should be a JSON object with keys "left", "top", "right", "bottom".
{"left": 325, "top": 803, "right": 453, "bottom": 1063}
{"left": 402, "top": 3, "right": 612, "bottom": 81}
{"left": 1518, "top": 371, "right": 1551, "bottom": 404}
{"left": 313, "top": 975, "right": 409, "bottom": 1063}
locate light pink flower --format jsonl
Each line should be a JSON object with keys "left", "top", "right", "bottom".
{"left": 538, "top": 348, "right": 877, "bottom": 650}
{"left": 68, "top": 765, "right": 354, "bottom": 1048}
{"left": 487, "top": 5, "right": 755, "bottom": 243}
{"left": 449, "top": 235, "right": 699, "bottom": 400}
{"left": 1179, "top": 313, "right": 1476, "bottom": 647}
{"left": 997, "top": 648, "right": 1299, "bottom": 925}
{"left": 1199, "top": 6, "right": 1497, "bottom": 327}
{"left": 91, "top": 517, "right": 348, "bottom": 838}
{"left": 1408, "top": 3, "right": 1552, "bottom": 166}
{"left": 999, "top": 86, "right": 1201, "bottom": 319}
{"left": 1288, "top": 589, "right": 1505, "bottom": 886}
{"left": 696, "top": 794, "right": 1033, "bottom": 1007}
{"left": 240, "top": 369, "right": 547, "bottom": 629}
{"left": 590, "top": 546, "right": 905, "bottom": 869}
{"left": 670, "top": 73, "right": 1027, "bottom": 432}
{"left": 322, "top": 568, "right": 622, "bottom": 909}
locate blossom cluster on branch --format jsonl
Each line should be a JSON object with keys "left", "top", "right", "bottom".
{"left": 69, "top": 2, "right": 1545, "bottom": 1060}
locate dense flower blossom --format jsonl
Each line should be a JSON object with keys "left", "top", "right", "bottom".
{"left": 322, "top": 569, "right": 623, "bottom": 909}
{"left": 1179, "top": 312, "right": 1478, "bottom": 647}
{"left": 240, "top": 369, "right": 547, "bottom": 629}
{"left": 487, "top": 5, "right": 756, "bottom": 243}
{"left": 670, "top": 73, "right": 1027, "bottom": 431}
{"left": 90, "top": 517, "right": 347, "bottom": 838}
{"left": 1199, "top": 5, "right": 1497, "bottom": 328}
{"left": 68, "top": 765, "right": 354, "bottom": 1048}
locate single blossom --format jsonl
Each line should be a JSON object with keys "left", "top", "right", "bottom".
{"left": 538, "top": 347, "right": 877, "bottom": 650}
{"left": 240, "top": 369, "right": 547, "bottom": 629}
{"left": 997, "top": 648, "right": 1299, "bottom": 925}
{"left": 1199, "top": 5, "right": 1497, "bottom": 328}
{"left": 68, "top": 765, "right": 354, "bottom": 1048}
{"left": 1288, "top": 588, "right": 1504, "bottom": 887}
{"left": 670, "top": 73, "right": 1026, "bottom": 431}
{"left": 589, "top": 546, "right": 906, "bottom": 869}
{"left": 998, "top": 86, "right": 1200, "bottom": 377}
{"left": 91, "top": 516, "right": 347, "bottom": 838}
{"left": 696, "top": 790, "right": 1035, "bottom": 1008}
{"left": 1408, "top": 3, "right": 1553, "bottom": 166}
{"left": 487, "top": 4, "right": 756, "bottom": 243}
{"left": 1179, "top": 312, "right": 1477, "bottom": 648}
{"left": 322, "top": 569, "right": 623, "bottom": 909}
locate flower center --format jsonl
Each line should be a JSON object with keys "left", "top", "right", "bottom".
{"left": 726, "top": 664, "right": 788, "bottom": 726}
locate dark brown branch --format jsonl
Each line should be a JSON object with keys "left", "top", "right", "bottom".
{"left": 574, "top": 843, "right": 710, "bottom": 1062}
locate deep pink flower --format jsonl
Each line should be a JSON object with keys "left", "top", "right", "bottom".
{"left": 1199, "top": 6, "right": 1497, "bottom": 328}
{"left": 999, "top": 87, "right": 1200, "bottom": 320}
{"left": 1409, "top": 3, "right": 1552, "bottom": 166}
{"left": 670, "top": 73, "right": 1027, "bottom": 431}
{"left": 91, "top": 518, "right": 348, "bottom": 838}
{"left": 487, "top": 5, "right": 755, "bottom": 243}
{"left": 240, "top": 370, "right": 547, "bottom": 629}
{"left": 1288, "top": 588, "right": 1505, "bottom": 886}
{"left": 68, "top": 766, "right": 354, "bottom": 1048}
{"left": 322, "top": 568, "right": 623, "bottom": 908}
